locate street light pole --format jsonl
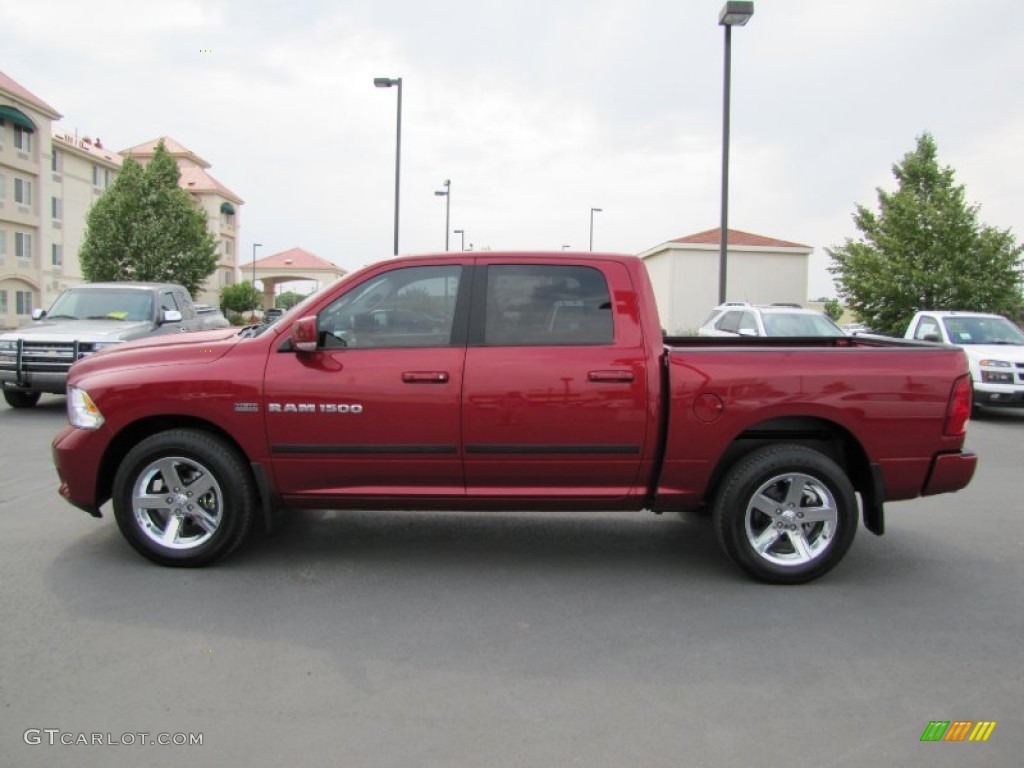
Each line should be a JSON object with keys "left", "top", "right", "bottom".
{"left": 251, "top": 242, "right": 262, "bottom": 311}
{"left": 589, "top": 207, "right": 602, "bottom": 250}
{"left": 453, "top": 229, "right": 466, "bottom": 251}
{"left": 434, "top": 179, "right": 451, "bottom": 250}
{"left": 717, "top": 1, "right": 754, "bottom": 305}
{"left": 374, "top": 76, "right": 403, "bottom": 256}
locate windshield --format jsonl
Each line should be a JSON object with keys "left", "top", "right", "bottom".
{"left": 761, "top": 312, "right": 845, "bottom": 337}
{"left": 47, "top": 289, "right": 154, "bottom": 321}
{"left": 942, "top": 316, "right": 1024, "bottom": 345}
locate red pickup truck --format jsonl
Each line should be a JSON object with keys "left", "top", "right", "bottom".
{"left": 51, "top": 252, "right": 977, "bottom": 583}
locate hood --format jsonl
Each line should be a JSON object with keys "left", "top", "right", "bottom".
{"left": 960, "top": 344, "right": 1024, "bottom": 363}
{"left": 0, "top": 318, "right": 153, "bottom": 342}
{"left": 68, "top": 327, "right": 242, "bottom": 380}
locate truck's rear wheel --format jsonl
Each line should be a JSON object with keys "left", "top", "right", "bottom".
{"left": 713, "top": 444, "right": 858, "bottom": 584}
{"left": 112, "top": 430, "right": 255, "bottom": 566}
{"left": 3, "top": 388, "right": 41, "bottom": 408}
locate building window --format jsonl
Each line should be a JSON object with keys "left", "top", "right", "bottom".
{"left": 0, "top": 172, "right": 5, "bottom": 200}
{"left": 14, "top": 178, "right": 32, "bottom": 206}
{"left": 92, "top": 164, "right": 100, "bottom": 187}
{"left": 52, "top": 196, "right": 62, "bottom": 220}
{"left": 52, "top": 149, "right": 61, "bottom": 173}
{"left": 15, "top": 232, "right": 33, "bottom": 261}
{"left": 0, "top": 230, "right": 5, "bottom": 265}
{"left": 14, "top": 126, "right": 32, "bottom": 152}
{"left": 0, "top": 290, "right": 7, "bottom": 315}
{"left": 104, "top": 169, "right": 112, "bottom": 188}
{"left": 16, "top": 290, "right": 34, "bottom": 316}
{"left": 52, "top": 243, "right": 63, "bottom": 267}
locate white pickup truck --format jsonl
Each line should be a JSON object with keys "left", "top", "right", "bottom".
{"left": 905, "top": 310, "right": 1024, "bottom": 408}
{"left": 0, "top": 282, "right": 226, "bottom": 408}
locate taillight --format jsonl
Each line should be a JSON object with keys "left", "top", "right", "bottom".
{"left": 944, "top": 374, "right": 972, "bottom": 436}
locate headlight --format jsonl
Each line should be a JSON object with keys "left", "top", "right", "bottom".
{"left": 80, "top": 341, "right": 123, "bottom": 358}
{"left": 0, "top": 340, "right": 16, "bottom": 363}
{"left": 979, "top": 359, "right": 1011, "bottom": 367}
{"left": 981, "top": 371, "right": 1014, "bottom": 384}
{"left": 67, "top": 386, "right": 105, "bottom": 430}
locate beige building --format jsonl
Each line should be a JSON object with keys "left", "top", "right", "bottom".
{"left": 640, "top": 228, "right": 813, "bottom": 334}
{"left": 1, "top": 70, "right": 62, "bottom": 328}
{"left": 251, "top": 247, "right": 348, "bottom": 309}
{"left": 2, "top": 69, "right": 246, "bottom": 327}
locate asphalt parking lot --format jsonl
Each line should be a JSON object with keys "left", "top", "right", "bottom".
{"left": 1, "top": 395, "right": 1020, "bottom": 767}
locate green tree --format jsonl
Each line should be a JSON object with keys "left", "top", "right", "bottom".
{"left": 220, "top": 282, "right": 261, "bottom": 315}
{"left": 828, "top": 133, "right": 1023, "bottom": 336}
{"left": 80, "top": 140, "right": 218, "bottom": 297}
{"left": 821, "top": 297, "right": 843, "bottom": 322}
{"left": 276, "top": 291, "right": 305, "bottom": 310}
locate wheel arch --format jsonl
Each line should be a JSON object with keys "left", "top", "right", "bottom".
{"left": 705, "top": 415, "right": 882, "bottom": 534}
{"left": 98, "top": 416, "right": 272, "bottom": 528}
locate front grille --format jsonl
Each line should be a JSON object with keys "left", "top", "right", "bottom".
{"left": 0, "top": 339, "right": 92, "bottom": 375}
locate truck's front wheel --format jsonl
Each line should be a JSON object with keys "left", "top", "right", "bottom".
{"left": 3, "top": 388, "right": 41, "bottom": 408}
{"left": 713, "top": 444, "right": 858, "bottom": 584}
{"left": 112, "top": 430, "right": 255, "bottom": 566}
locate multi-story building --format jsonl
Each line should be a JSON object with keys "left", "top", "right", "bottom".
{"left": 1, "top": 70, "right": 61, "bottom": 328}
{"left": 2, "top": 70, "right": 245, "bottom": 327}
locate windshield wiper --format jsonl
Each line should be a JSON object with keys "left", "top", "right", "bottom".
{"left": 45, "top": 313, "right": 78, "bottom": 320}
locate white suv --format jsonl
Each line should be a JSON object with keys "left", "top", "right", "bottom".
{"left": 698, "top": 302, "right": 845, "bottom": 338}
{"left": 905, "top": 311, "right": 1024, "bottom": 408}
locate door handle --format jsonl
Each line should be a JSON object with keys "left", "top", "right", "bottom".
{"left": 588, "top": 370, "right": 635, "bottom": 383}
{"left": 402, "top": 371, "right": 450, "bottom": 383}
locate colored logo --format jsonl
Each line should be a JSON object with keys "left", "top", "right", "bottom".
{"left": 920, "top": 721, "right": 997, "bottom": 742}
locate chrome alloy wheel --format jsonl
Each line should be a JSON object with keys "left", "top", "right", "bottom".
{"left": 743, "top": 471, "right": 839, "bottom": 567}
{"left": 131, "top": 455, "right": 224, "bottom": 550}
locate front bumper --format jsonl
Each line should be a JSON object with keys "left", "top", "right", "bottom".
{"left": 51, "top": 424, "right": 112, "bottom": 517}
{"left": 974, "top": 386, "right": 1024, "bottom": 407}
{"left": 1, "top": 370, "right": 68, "bottom": 395}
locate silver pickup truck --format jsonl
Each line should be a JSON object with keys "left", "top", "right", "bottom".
{"left": 0, "top": 282, "right": 227, "bottom": 408}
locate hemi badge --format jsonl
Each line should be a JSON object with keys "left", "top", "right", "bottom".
{"left": 234, "top": 403, "right": 259, "bottom": 413}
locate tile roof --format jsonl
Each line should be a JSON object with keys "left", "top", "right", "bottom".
{"left": 0, "top": 69, "right": 61, "bottom": 118}
{"left": 672, "top": 228, "right": 810, "bottom": 249}
{"left": 256, "top": 248, "right": 346, "bottom": 273}
{"left": 179, "top": 166, "right": 243, "bottom": 203}
{"left": 120, "top": 136, "right": 211, "bottom": 168}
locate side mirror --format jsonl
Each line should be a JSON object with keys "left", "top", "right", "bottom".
{"left": 31, "top": 308, "right": 46, "bottom": 321}
{"left": 922, "top": 333, "right": 941, "bottom": 343}
{"left": 161, "top": 309, "right": 183, "bottom": 324}
{"left": 738, "top": 327, "right": 759, "bottom": 337}
{"left": 293, "top": 315, "right": 319, "bottom": 353}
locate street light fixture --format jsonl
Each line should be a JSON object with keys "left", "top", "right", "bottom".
{"left": 251, "top": 242, "right": 262, "bottom": 312}
{"left": 453, "top": 229, "right": 466, "bottom": 251}
{"left": 434, "top": 179, "right": 451, "bottom": 250}
{"left": 717, "top": 1, "right": 754, "bottom": 304}
{"left": 589, "top": 207, "right": 603, "bottom": 250}
{"left": 374, "top": 76, "right": 403, "bottom": 256}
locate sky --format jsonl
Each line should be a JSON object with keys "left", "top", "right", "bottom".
{"left": 3, "top": 0, "right": 1023, "bottom": 298}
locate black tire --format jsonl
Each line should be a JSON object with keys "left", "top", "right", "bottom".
{"left": 112, "top": 430, "right": 255, "bottom": 566}
{"left": 3, "top": 389, "right": 41, "bottom": 408}
{"left": 713, "top": 444, "right": 858, "bottom": 584}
